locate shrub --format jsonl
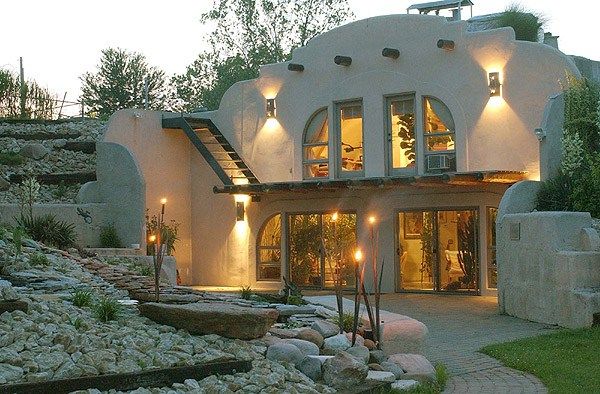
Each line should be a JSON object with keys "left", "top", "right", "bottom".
{"left": 17, "top": 214, "right": 76, "bottom": 250}
{"left": 331, "top": 312, "right": 357, "bottom": 332}
{"left": 11, "top": 227, "right": 25, "bottom": 257}
{"left": 287, "top": 294, "right": 306, "bottom": 306}
{"left": 50, "top": 181, "right": 70, "bottom": 200}
{"left": 29, "top": 252, "right": 49, "bottom": 266}
{"left": 495, "top": 4, "right": 545, "bottom": 42}
{"left": 133, "top": 262, "right": 153, "bottom": 277}
{"left": 240, "top": 286, "right": 253, "bottom": 300}
{"left": 571, "top": 154, "right": 600, "bottom": 218}
{"left": 99, "top": 224, "right": 123, "bottom": 248}
{"left": 0, "top": 152, "right": 25, "bottom": 166}
{"left": 71, "top": 290, "right": 93, "bottom": 307}
{"left": 93, "top": 297, "right": 121, "bottom": 322}
{"left": 536, "top": 172, "right": 574, "bottom": 212}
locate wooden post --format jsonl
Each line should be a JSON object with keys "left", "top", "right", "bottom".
{"left": 19, "top": 57, "right": 26, "bottom": 119}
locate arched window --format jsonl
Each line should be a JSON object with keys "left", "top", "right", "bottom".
{"left": 423, "top": 97, "right": 456, "bottom": 172}
{"left": 303, "top": 108, "right": 329, "bottom": 178}
{"left": 257, "top": 214, "right": 282, "bottom": 281}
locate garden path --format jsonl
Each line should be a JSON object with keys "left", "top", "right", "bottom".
{"left": 378, "top": 293, "right": 551, "bottom": 393}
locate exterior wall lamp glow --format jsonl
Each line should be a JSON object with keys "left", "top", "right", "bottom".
{"left": 489, "top": 72, "right": 502, "bottom": 97}
{"left": 236, "top": 201, "right": 245, "bottom": 221}
{"left": 266, "top": 98, "right": 276, "bottom": 118}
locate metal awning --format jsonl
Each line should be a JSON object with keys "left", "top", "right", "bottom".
{"left": 407, "top": 0, "right": 474, "bottom": 13}
{"left": 213, "top": 171, "right": 526, "bottom": 195}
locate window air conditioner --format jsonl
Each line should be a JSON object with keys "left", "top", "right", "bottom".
{"left": 426, "top": 154, "right": 451, "bottom": 171}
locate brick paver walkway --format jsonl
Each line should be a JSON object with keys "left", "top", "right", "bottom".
{"left": 378, "top": 293, "right": 554, "bottom": 393}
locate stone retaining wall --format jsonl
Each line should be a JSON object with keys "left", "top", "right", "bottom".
{"left": 497, "top": 209, "right": 600, "bottom": 328}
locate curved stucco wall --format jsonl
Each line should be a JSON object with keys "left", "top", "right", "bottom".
{"left": 202, "top": 14, "right": 579, "bottom": 183}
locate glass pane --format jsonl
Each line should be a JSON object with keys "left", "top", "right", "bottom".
{"left": 259, "top": 248, "right": 281, "bottom": 264}
{"left": 399, "top": 211, "right": 435, "bottom": 290}
{"left": 304, "top": 109, "right": 329, "bottom": 178}
{"left": 304, "top": 109, "right": 328, "bottom": 144}
{"left": 424, "top": 97, "right": 454, "bottom": 134}
{"left": 322, "top": 213, "right": 357, "bottom": 288}
{"left": 487, "top": 207, "right": 498, "bottom": 289}
{"left": 304, "top": 145, "right": 328, "bottom": 160}
{"left": 258, "top": 265, "right": 280, "bottom": 280}
{"left": 425, "top": 135, "right": 455, "bottom": 152}
{"left": 258, "top": 215, "right": 281, "bottom": 247}
{"left": 289, "top": 214, "right": 323, "bottom": 287}
{"left": 439, "top": 210, "right": 478, "bottom": 291}
{"left": 257, "top": 215, "right": 281, "bottom": 281}
{"left": 339, "top": 103, "right": 363, "bottom": 172}
{"left": 304, "top": 163, "right": 329, "bottom": 178}
{"left": 390, "top": 97, "right": 416, "bottom": 169}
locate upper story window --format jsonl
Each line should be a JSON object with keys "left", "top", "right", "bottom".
{"left": 337, "top": 101, "right": 364, "bottom": 176}
{"left": 388, "top": 95, "right": 416, "bottom": 173}
{"left": 423, "top": 97, "right": 456, "bottom": 172}
{"left": 303, "top": 108, "right": 329, "bottom": 179}
{"left": 257, "top": 214, "right": 282, "bottom": 281}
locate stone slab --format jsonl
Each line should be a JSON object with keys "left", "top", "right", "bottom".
{"left": 138, "top": 302, "right": 278, "bottom": 340}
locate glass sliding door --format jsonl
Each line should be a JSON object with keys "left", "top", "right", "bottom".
{"left": 387, "top": 95, "right": 416, "bottom": 174}
{"left": 398, "top": 209, "right": 479, "bottom": 293}
{"left": 288, "top": 212, "right": 356, "bottom": 289}
{"left": 398, "top": 211, "right": 435, "bottom": 291}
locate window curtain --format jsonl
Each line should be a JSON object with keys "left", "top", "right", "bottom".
{"left": 428, "top": 98, "right": 455, "bottom": 131}
{"left": 305, "top": 109, "right": 328, "bottom": 143}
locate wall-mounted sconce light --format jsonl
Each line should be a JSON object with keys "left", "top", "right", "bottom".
{"left": 488, "top": 72, "right": 502, "bottom": 97}
{"left": 334, "top": 55, "right": 352, "bottom": 66}
{"left": 534, "top": 128, "right": 546, "bottom": 141}
{"left": 236, "top": 201, "right": 245, "bottom": 221}
{"left": 288, "top": 63, "right": 305, "bottom": 72}
{"left": 266, "top": 98, "right": 276, "bottom": 118}
{"left": 437, "top": 39, "right": 455, "bottom": 51}
{"left": 382, "top": 48, "right": 400, "bottom": 59}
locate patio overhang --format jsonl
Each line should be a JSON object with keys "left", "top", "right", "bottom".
{"left": 212, "top": 170, "right": 527, "bottom": 195}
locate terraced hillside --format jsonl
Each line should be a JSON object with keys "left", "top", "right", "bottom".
{"left": 0, "top": 119, "right": 105, "bottom": 204}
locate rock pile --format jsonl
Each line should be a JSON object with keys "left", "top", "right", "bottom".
{"left": 0, "top": 119, "right": 105, "bottom": 204}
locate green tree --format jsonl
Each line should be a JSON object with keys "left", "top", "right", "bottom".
{"left": 172, "top": 0, "right": 354, "bottom": 111}
{"left": 0, "top": 69, "right": 56, "bottom": 119}
{"left": 80, "top": 48, "right": 168, "bottom": 118}
{"left": 495, "top": 4, "right": 546, "bottom": 42}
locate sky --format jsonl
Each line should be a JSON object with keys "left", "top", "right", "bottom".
{"left": 2, "top": 0, "right": 599, "bottom": 114}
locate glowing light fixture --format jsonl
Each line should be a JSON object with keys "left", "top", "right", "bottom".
{"left": 354, "top": 249, "right": 363, "bottom": 264}
{"left": 148, "top": 235, "right": 156, "bottom": 243}
{"left": 331, "top": 212, "right": 339, "bottom": 222}
{"left": 266, "top": 98, "right": 276, "bottom": 118}
{"left": 368, "top": 215, "right": 376, "bottom": 225}
{"left": 236, "top": 201, "right": 245, "bottom": 221}
{"left": 160, "top": 198, "right": 167, "bottom": 205}
{"left": 488, "top": 72, "right": 502, "bottom": 97}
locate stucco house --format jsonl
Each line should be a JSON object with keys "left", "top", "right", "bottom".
{"left": 93, "top": 11, "right": 582, "bottom": 296}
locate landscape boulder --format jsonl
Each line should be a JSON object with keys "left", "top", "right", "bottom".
{"left": 0, "top": 177, "right": 9, "bottom": 192}
{"left": 366, "top": 370, "right": 396, "bottom": 383}
{"left": 322, "top": 351, "right": 368, "bottom": 389}
{"left": 297, "top": 356, "right": 323, "bottom": 381}
{"left": 297, "top": 328, "right": 324, "bottom": 347}
{"left": 311, "top": 319, "right": 339, "bottom": 338}
{"left": 138, "top": 302, "right": 278, "bottom": 340}
{"left": 346, "top": 345, "right": 370, "bottom": 364}
{"left": 283, "top": 338, "right": 320, "bottom": 357}
{"left": 322, "top": 333, "right": 351, "bottom": 354}
{"left": 380, "top": 361, "right": 405, "bottom": 379}
{"left": 387, "top": 353, "right": 435, "bottom": 382}
{"left": 19, "top": 143, "right": 48, "bottom": 160}
{"left": 266, "top": 342, "right": 304, "bottom": 365}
